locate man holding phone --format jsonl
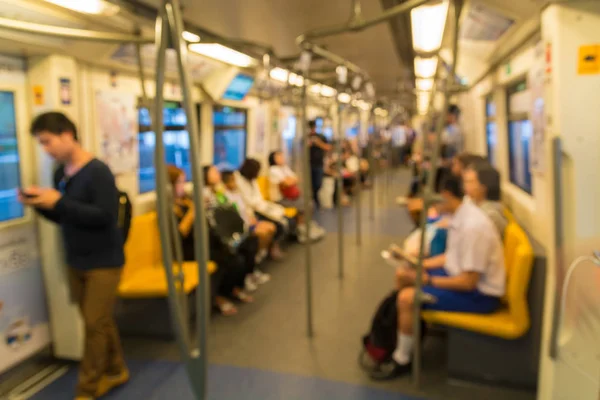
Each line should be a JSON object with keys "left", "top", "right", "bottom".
{"left": 19, "top": 112, "right": 128, "bottom": 400}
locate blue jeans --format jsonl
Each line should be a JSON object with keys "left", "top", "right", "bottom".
{"left": 311, "top": 167, "right": 324, "bottom": 208}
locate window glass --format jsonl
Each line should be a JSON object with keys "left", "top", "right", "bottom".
{"left": 213, "top": 106, "right": 247, "bottom": 171}
{"left": 508, "top": 119, "right": 532, "bottom": 193}
{"left": 138, "top": 103, "right": 197, "bottom": 194}
{"left": 507, "top": 81, "right": 532, "bottom": 194}
{"left": 485, "top": 96, "right": 497, "bottom": 166}
{"left": 0, "top": 91, "right": 24, "bottom": 222}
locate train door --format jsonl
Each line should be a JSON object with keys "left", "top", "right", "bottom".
{"left": 0, "top": 55, "right": 51, "bottom": 375}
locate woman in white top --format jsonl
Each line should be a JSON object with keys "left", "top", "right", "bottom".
{"left": 268, "top": 151, "right": 305, "bottom": 209}
{"left": 237, "top": 158, "right": 324, "bottom": 246}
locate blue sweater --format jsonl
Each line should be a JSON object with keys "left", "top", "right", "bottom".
{"left": 37, "top": 159, "right": 125, "bottom": 270}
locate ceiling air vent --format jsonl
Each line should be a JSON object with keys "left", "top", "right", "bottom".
{"left": 460, "top": 3, "right": 514, "bottom": 41}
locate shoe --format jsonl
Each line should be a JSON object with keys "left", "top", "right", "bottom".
{"left": 308, "top": 225, "right": 325, "bottom": 241}
{"left": 253, "top": 269, "right": 271, "bottom": 284}
{"left": 95, "top": 368, "right": 129, "bottom": 397}
{"left": 255, "top": 249, "right": 268, "bottom": 264}
{"left": 369, "top": 360, "right": 412, "bottom": 381}
{"left": 244, "top": 275, "right": 258, "bottom": 292}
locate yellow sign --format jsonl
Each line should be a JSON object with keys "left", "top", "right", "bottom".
{"left": 33, "top": 85, "right": 44, "bottom": 106}
{"left": 578, "top": 45, "right": 600, "bottom": 75}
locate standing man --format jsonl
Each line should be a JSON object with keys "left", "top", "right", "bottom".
{"left": 308, "top": 119, "right": 332, "bottom": 209}
{"left": 20, "top": 112, "right": 128, "bottom": 400}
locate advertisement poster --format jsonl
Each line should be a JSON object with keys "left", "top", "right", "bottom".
{"left": 255, "top": 104, "right": 266, "bottom": 155}
{"left": 0, "top": 225, "right": 50, "bottom": 374}
{"left": 529, "top": 42, "right": 546, "bottom": 174}
{"left": 59, "top": 78, "right": 71, "bottom": 105}
{"left": 95, "top": 91, "right": 138, "bottom": 175}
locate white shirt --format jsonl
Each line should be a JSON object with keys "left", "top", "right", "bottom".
{"left": 235, "top": 172, "right": 285, "bottom": 221}
{"left": 391, "top": 125, "right": 407, "bottom": 147}
{"left": 444, "top": 200, "right": 505, "bottom": 297}
{"left": 268, "top": 165, "right": 296, "bottom": 202}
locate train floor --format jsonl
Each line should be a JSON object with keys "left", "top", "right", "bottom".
{"left": 24, "top": 170, "right": 535, "bottom": 400}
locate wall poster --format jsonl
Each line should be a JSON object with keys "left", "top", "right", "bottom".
{"left": 529, "top": 41, "right": 546, "bottom": 174}
{"left": 0, "top": 225, "right": 50, "bottom": 374}
{"left": 95, "top": 91, "right": 138, "bottom": 175}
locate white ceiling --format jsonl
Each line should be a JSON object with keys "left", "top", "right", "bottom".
{"left": 0, "top": 0, "right": 547, "bottom": 103}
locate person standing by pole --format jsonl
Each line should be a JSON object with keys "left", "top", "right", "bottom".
{"left": 20, "top": 112, "right": 128, "bottom": 400}
{"left": 308, "top": 119, "right": 332, "bottom": 209}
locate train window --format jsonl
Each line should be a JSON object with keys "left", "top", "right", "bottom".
{"left": 506, "top": 81, "right": 532, "bottom": 194}
{"left": 138, "top": 102, "right": 198, "bottom": 194}
{"left": 0, "top": 91, "right": 24, "bottom": 222}
{"left": 213, "top": 106, "right": 247, "bottom": 171}
{"left": 485, "top": 95, "right": 497, "bottom": 166}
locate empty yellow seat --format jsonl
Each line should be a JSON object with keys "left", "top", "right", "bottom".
{"left": 422, "top": 222, "right": 534, "bottom": 340}
{"left": 256, "top": 175, "right": 298, "bottom": 219}
{"left": 119, "top": 212, "right": 216, "bottom": 298}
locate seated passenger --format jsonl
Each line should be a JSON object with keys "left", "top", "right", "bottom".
{"left": 373, "top": 175, "right": 505, "bottom": 380}
{"left": 323, "top": 148, "right": 351, "bottom": 207}
{"left": 462, "top": 162, "right": 508, "bottom": 237}
{"left": 168, "top": 165, "right": 251, "bottom": 316}
{"left": 268, "top": 150, "right": 304, "bottom": 209}
{"left": 203, "top": 166, "right": 269, "bottom": 292}
{"left": 404, "top": 153, "right": 486, "bottom": 224}
{"left": 221, "top": 170, "right": 276, "bottom": 264}
{"left": 237, "top": 158, "right": 324, "bottom": 246}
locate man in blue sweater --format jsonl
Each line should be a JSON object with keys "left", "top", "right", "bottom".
{"left": 20, "top": 112, "right": 128, "bottom": 400}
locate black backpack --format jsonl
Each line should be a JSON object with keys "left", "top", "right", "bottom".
{"left": 359, "top": 291, "right": 428, "bottom": 370}
{"left": 206, "top": 204, "right": 246, "bottom": 253}
{"left": 117, "top": 191, "right": 133, "bottom": 244}
{"left": 360, "top": 290, "right": 399, "bottom": 368}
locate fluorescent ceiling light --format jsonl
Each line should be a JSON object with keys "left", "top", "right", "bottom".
{"left": 338, "top": 93, "right": 351, "bottom": 104}
{"left": 357, "top": 100, "right": 371, "bottom": 111}
{"left": 182, "top": 31, "right": 201, "bottom": 43}
{"left": 188, "top": 43, "right": 255, "bottom": 68}
{"left": 288, "top": 72, "right": 304, "bottom": 87}
{"left": 416, "top": 78, "right": 434, "bottom": 91}
{"left": 411, "top": 1, "right": 449, "bottom": 53}
{"left": 309, "top": 84, "right": 322, "bottom": 94}
{"left": 320, "top": 85, "right": 336, "bottom": 97}
{"left": 45, "top": 0, "right": 120, "bottom": 15}
{"left": 414, "top": 57, "right": 438, "bottom": 79}
{"left": 270, "top": 67, "right": 289, "bottom": 83}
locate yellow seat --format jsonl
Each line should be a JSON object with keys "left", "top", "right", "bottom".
{"left": 119, "top": 212, "right": 216, "bottom": 298}
{"left": 503, "top": 207, "right": 516, "bottom": 224}
{"left": 256, "top": 175, "right": 298, "bottom": 219}
{"left": 422, "top": 222, "right": 534, "bottom": 339}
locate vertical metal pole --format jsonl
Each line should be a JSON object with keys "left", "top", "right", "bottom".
{"left": 165, "top": 2, "right": 210, "bottom": 398}
{"left": 549, "top": 137, "right": 564, "bottom": 359}
{"left": 152, "top": 3, "right": 192, "bottom": 367}
{"left": 300, "top": 80, "right": 314, "bottom": 337}
{"left": 412, "top": 0, "right": 461, "bottom": 388}
{"left": 368, "top": 108, "right": 375, "bottom": 219}
{"left": 336, "top": 99, "right": 345, "bottom": 279}
{"left": 136, "top": 36, "right": 189, "bottom": 330}
{"left": 355, "top": 109, "right": 362, "bottom": 246}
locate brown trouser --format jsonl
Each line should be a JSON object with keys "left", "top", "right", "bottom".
{"left": 69, "top": 267, "right": 126, "bottom": 397}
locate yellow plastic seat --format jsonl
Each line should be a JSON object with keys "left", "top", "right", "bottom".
{"left": 422, "top": 222, "right": 534, "bottom": 340}
{"left": 256, "top": 175, "right": 298, "bottom": 218}
{"left": 119, "top": 212, "right": 216, "bottom": 298}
